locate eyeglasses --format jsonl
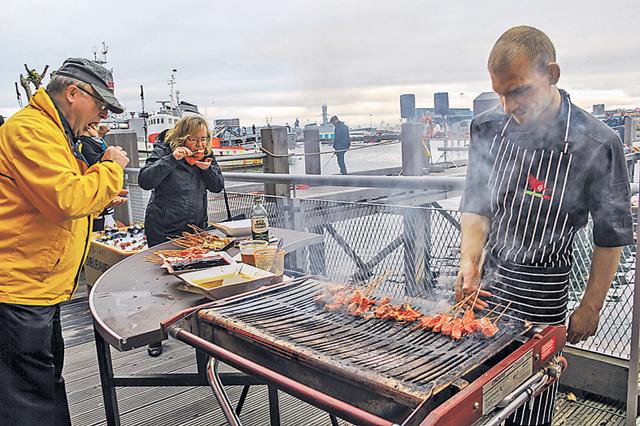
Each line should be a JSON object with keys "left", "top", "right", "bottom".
{"left": 186, "top": 136, "right": 209, "bottom": 145}
{"left": 76, "top": 85, "right": 108, "bottom": 112}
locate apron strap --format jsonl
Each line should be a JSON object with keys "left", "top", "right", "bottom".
{"left": 500, "top": 115, "right": 513, "bottom": 137}
{"left": 563, "top": 98, "right": 572, "bottom": 153}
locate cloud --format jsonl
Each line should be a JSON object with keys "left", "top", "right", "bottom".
{"left": 1, "top": 0, "right": 638, "bottom": 127}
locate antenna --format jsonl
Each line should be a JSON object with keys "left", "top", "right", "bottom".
{"left": 14, "top": 82, "right": 23, "bottom": 108}
{"left": 168, "top": 69, "right": 178, "bottom": 110}
{"left": 140, "top": 85, "right": 150, "bottom": 151}
{"left": 93, "top": 42, "right": 109, "bottom": 65}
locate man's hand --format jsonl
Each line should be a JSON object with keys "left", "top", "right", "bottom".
{"left": 454, "top": 262, "right": 492, "bottom": 310}
{"left": 567, "top": 305, "right": 600, "bottom": 344}
{"left": 102, "top": 146, "right": 129, "bottom": 169}
{"left": 194, "top": 157, "right": 213, "bottom": 170}
{"left": 104, "top": 196, "right": 128, "bottom": 209}
{"left": 173, "top": 146, "right": 193, "bottom": 160}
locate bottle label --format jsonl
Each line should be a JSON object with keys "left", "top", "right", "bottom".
{"left": 252, "top": 217, "right": 269, "bottom": 241}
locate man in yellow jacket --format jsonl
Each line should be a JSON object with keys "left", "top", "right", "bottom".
{"left": 0, "top": 58, "right": 129, "bottom": 425}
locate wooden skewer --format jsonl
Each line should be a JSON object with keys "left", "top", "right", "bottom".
{"left": 482, "top": 303, "right": 503, "bottom": 319}
{"left": 492, "top": 302, "right": 512, "bottom": 325}
{"left": 446, "top": 292, "right": 476, "bottom": 314}
{"left": 455, "top": 287, "right": 482, "bottom": 314}
{"left": 470, "top": 286, "right": 481, "bottom": 310}
{"left": 363, "top": 269, "right": 390, "bottom": 297}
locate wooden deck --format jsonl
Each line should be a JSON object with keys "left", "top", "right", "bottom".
{"left": 62, "top": 280, "right": 627, "bottom": 426}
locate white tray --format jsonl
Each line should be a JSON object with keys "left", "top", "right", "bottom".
{"left": 210, "top": 219, "right": 252, "bottom": 237}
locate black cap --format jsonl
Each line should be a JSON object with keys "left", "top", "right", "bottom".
{"left": 53, "top": 58, "right": 124, "bottom": 114}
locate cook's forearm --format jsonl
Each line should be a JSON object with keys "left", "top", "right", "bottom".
{"left": 580, "top": 246, "right": 623, "bottom": 312}
{"left": 460, "top": 213, "right": 490, "bottom": 268}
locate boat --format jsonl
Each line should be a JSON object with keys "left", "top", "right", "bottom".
{"left": 141, "top": 71, "right": 263, "bottom": 169}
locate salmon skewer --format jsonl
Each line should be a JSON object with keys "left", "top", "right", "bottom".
{"left": 482, "top": 302, "right": 512, "bottom": 337}
{"left": 451, "top": 318, "right": 464, "bottom": 340}
{"left": 317, "top": 284, "right": 507, "bottom": 341}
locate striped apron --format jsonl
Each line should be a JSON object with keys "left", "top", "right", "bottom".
{"left": 482, "top": 96, "right": 574, "bottom": 426}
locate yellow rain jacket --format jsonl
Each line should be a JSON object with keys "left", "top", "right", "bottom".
{"left": 0, "top": 88, "right": 123, "bottom": 305}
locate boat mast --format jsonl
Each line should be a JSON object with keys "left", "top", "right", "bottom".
{"left": 168, "top": 69, "right": 178, "bottom": 112}
{"left": 140, "top": 85, "right": 150, "bottom": 151}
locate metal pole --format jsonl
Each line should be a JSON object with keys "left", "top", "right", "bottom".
{"left": 268, "top": 386, "right": 281, "bottom": 426}
{"left": 93, "top": 326, "right": 121, "bottom": 426}
{"left": 207, "top": 359, "right": 242, "bottom": 426}
{"left": 626, "top": 192, "right": 640, "bottom": 425}
{"left": 125, "top": 167, "right": 466, "bottom": 190}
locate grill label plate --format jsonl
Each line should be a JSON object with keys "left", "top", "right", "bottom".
{"left": 482, "top": 349, "right": 533, "bottom": 415}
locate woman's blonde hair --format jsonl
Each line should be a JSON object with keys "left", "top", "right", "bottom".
{"left": 166, "top": 116, "right": 212, "bottom": 155}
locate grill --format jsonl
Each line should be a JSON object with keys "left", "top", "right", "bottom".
{"left": 166, "top": 276, "right": 567, "bottom": 425}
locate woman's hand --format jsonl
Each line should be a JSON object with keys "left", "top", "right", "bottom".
{"left": 194, "top": 157, "right": 213, "bottom": 170}
{"left": 173, "top": 146, "right": 193, "bottom": 160}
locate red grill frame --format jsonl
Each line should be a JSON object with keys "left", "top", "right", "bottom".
{"left": 421, "top": 325, "right": 566, "bottom": 425}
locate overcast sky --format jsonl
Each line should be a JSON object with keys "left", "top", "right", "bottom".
{"left": 1, "top": 0, "right": 638, "bottom": 127}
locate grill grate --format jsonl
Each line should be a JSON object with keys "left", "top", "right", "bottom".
{"left": 198, "top": 277, "right": 530, "bottom": 406}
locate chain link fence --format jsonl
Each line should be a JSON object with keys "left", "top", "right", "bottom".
{"left": 126, "top": 183, "right": 636, "bottom": 359}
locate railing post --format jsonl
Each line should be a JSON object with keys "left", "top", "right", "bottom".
{"left": 626, "top": 193, "right": 640, "bottom": 425}
{"left": 401, "top": 122, "right": 432, "bottom": 295}
{"left": 401, "top": 122, "right": 425, "bottom": 176}
{"left": 261, "top": 127, "right": 290, "bottom": 197}
{"left": 625, "top": 116, "right": 636, "bottom": 182}
{"left": 304, "top": 128, "right": 321, "bottom": 175}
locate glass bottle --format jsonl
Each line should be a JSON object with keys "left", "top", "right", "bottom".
{"left": 251, "top": 195, "right": 269, "bottom": 241}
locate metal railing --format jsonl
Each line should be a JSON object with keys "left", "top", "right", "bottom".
{"left": 123, "top": 168, "right": 637, "bottom": 357}
{"left": 122, "top": 167, "right": 639, "bottom": 420}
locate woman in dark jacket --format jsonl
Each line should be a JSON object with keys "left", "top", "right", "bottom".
{"left": 139, "top": 116, "right": 224, "bottom": 246}
{"left": 139, "top": 116, "right": 224, "bottom": 356}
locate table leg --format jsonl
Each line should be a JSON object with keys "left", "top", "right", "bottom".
{"left": 329, "top": 413, "right": 340, "bottom": 426}
{"left": 268, "top": 386, "right": 281, "bottom": 426}
{"left": 236, "top": 384, "right": 251, "bottom": 415}
{"left": 195, "top": 348, "right": 208, "bottom": 380}
{"left": 93, "top": 326, "right": 121, "bottom": 426}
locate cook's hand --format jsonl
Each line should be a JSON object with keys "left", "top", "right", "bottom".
{"left": 567, "top": 305, "right": 600, "bottom": 344}
{"left": 102, "top": 146, "right": 129, "bottom": 169}
{"left": 173, "top": 146, "right": 193, "bottom": 160}
{"left": 195, "top": 157, "right": 213, "bottom": 170}
{"left": 119, "top": 188, "right": 129, "bottom": 196}
{"left": 454, "top": 262, "right": 491, "bottom": 310}
{"left": 105, "top": 196, "right": 128, "bottom": 209}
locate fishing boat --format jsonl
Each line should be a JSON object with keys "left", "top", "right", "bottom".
{"left": 142, "top": 71, "right": 263, "bottom": 169}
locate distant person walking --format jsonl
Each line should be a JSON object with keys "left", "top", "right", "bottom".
{"left": 330, "top": 115, "right": 350, "bottom": 175}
